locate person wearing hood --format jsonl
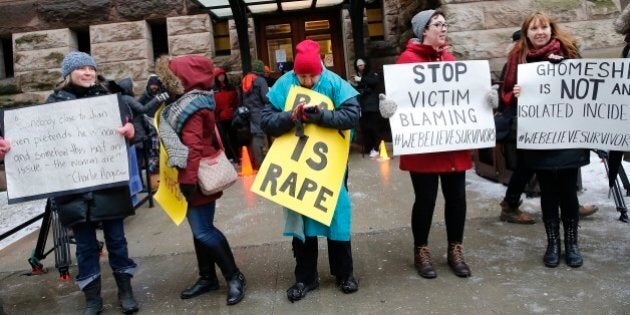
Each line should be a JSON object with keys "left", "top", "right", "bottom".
{"left": 7, "top": 51, "right": 140, "bottom": 314}
{"left": 379, "top": 9, "right": 480, "bottom": 279}
{"left": 138, "top": 74, "right": 168, "bottom": 117}
{"left": 213, "top": 67, "right": 239, "bottom": 162}
{"left": 241, "top": 59, "right": 270, "bottom": 169}
{"left": 261, "top": 39, "right": 361, "bottom": 302}
{"left": 156, "top": 54, "right": 245, "bottom": 305}
{"left": 350, "top": 58, "right": 383, "bottom": 158}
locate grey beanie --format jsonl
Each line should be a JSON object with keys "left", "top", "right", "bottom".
{"left": 614, "top": 4, "right": 630, "bottom": 35}
{"left": 411, "top": 9, "right": 436, "bottom": 42}
{"left": 61, "top": 51, "right": 97, "bottom": 78}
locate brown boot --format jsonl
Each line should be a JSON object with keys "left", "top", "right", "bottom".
{"left": 500, "top": 200, "right": 536, "bottom": 224}
{"left": 447, "top": 243, "right": 471, "bottom": 278}
{"left": 414, "top": 246, "right": 436, "bottom": 279}
{"left": 579, "top": 204, "right": 598, "bottom": 218}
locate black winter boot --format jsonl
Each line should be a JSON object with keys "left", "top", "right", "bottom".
{"left": 113, "top": 273, "right": 139, "bottom": 314}
{"left": 563, "top": 218, "right": 583, "bottom": 267}
{"left": 181, "top": 238, "right": 220, "bottom": 299}
{"left": 82, "top": 277, "right": 103, "bottom": 315}
{"left": 543, "top": 219, "right": 561, "bottom": 267}
{"left": 209, "top": 238, "right": 245, "bottom": 305}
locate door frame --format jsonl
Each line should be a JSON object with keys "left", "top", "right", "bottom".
{"left": 255, "top": 8, "right": 346, "bottom": 78}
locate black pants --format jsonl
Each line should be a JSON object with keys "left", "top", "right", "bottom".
{"left": 536, "top": 168, "right": 579, "bottom": 222}
{"left": 409, "top": 172, "right": 467, "bottom": 246}
{"left": 504, "top": 161, "right": 535, "bottom": 207}
{"left": 359, "top": 111, "right": 383, "bottom": 153}
{"left": 292, "top": 237, "right": 353, "bottom": 284}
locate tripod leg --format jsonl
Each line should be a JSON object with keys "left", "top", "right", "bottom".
{"left": 28, "top": 200, "right": 52, "bottom": 275}
{"left": 51, "top": 202, "right": 72, "bottom": 281}
{"left": 612, "top": 179, "right": 629, "bottom": 223}
{"left": 617, "top": 164, "right": 630, "bottom": 196}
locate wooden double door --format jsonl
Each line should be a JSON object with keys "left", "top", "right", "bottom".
{"left": 256, "top": 9, "right": 346, "bottom": 78}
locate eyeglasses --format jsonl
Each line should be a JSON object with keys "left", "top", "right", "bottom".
{"left": 430, "top": 22, "right": 449, "bottom": 29}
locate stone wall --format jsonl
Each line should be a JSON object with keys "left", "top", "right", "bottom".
{"left": 91, "top": 21, "right": 154, "bottom": 96}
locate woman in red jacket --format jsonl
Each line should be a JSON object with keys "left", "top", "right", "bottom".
{"left": 157, "top": 55, "right": 245, "bottom": 305}
{"left": 388, "top": 9, "right": 471, "bottom": 279}
{"left": 213, "top": 67, "right": 239, "bottom": 161}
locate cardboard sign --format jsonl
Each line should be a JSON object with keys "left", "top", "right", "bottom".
{"left": 517, "top": 59, "right": 630, "bottom": 151}
{"left": 4, "top": 94, "right": 129, "bottom": 203}
{"left": 251, "top": 86, "right": 350, "bottom": 226}
{"left": 152, "top": 106, "right": 188, "bottom": 226}
{"left": 383, "top": 60, "right": 495, "bottom": 155}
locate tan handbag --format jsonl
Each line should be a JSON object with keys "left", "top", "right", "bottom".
{"left": 197, "top": 127, "right": 238, "bottom": 195}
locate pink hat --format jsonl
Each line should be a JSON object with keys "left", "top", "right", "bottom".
{"left": 293, "top": 40, "right": 323, "bottom": 75}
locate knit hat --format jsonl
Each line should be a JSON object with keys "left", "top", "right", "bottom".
{"left": 293, "top": 40, "right": 323, "bottom": 75}
{"left": 251, "top": 60, "right": 265, "bottom": 75}
{"left": 356, "top": 59, "right": 366, "bottom": 66}
{"left": 614, "top": 4, "right": 630, "bottom": 35}
{"left": 168, "top": 55, "right": 214, "bottom": 93}
{"left": 61, "top": 51, "right": 97, "bottom": 78}
{"left": 411, "top": 9, "right": 436, "bottom": 43}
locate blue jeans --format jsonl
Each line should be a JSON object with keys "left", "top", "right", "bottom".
{"left": 186, "top": 202, "right": 226, "bottom": 247}
{"left": 72, "top": 219, "right": 136, "bottom": 289}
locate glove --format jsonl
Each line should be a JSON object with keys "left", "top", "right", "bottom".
{"left": 353, "top": 75, "right": 361, "bottom": 82}
{"left": 291, "top": 103, "right": 306, "bottom": 122}
{"left": 378, "top": 93, "right": 397, "bottom": 118}
{"left": 117, "top": 122, "right": 135, "bottom": 140}
{"left": 302, "top": 105, "right": 323, "bottom": 124}
{"left": 180, "top": 184, "right": 196, "bottom": 202}
{"left": 486, "top": 84, "right": 499, "bottom": 109}
{"left": 156, "top": 92, "right": 169, "bottom": 103}
{"left": 0, "top": 138, "right": 10, "bottom": 158}
{"left": 547, "top": 53, "right": 566, "bottom": 64}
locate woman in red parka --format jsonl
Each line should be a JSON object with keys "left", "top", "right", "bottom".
{"left": 385, "top": 9, "right": 471, "bottom": 279}
{"left": 213, "top": 67, "right": 239, "bottom": 161}
{"left": 156, "top": 55, "right": 245, "bottom": 305}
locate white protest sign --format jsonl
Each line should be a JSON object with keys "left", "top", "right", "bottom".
{"left": 517, "top": 59, "right": 630, "bottom": 151}
{"left": 383, "top": 60, "right": 495, "bottom": 156}
{"left": 4, "top": 94, "right": 129, "bottom": 203}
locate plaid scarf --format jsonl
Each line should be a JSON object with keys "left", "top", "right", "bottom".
{"left": 159, "top": 90, "right": 216, "bottom": 168}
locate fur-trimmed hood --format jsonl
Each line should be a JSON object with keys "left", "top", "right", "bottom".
{"left": 155, "top": 55, "right": 215, "bottom": 96}
{"left": 615, "top": 5, "right": 630, "bottom": 35}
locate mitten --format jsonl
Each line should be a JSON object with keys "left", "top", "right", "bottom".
{"left": 291, "top": 104, "right": 306, "bottom": 122}
{"left": 156, "top": 92, "right": 169, "bottom": 103}
{"left": 180, "top": 184, "right": 196, "bottom": 202}
{"left": 378, "top": 93, "right": 398, "bottom": 118}
{"left": 303, "top": 106, "right": 323, "bottom": 124}
{"left": 117, "top": 122, "right": 135, "bottom": 140}
{"left": 0, "top": 138, "right": 10, "bottom": 158}
{"left": 486, "top": 84, "right": 499, "bottom": 109}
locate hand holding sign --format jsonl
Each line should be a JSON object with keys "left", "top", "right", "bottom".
{"left": 117, "top": 122, "right": 135, "bottom": 140}
{"left": 0, "top": 138, "right": 10, "bottom": 158}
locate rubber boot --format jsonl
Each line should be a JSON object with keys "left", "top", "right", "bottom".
{"left": 82, "top": 277, "right": 103, "bottom": 315}
{"left": 543, "top": 219, "right": 561, "bottom": 267}
{"left": 180, "top": 238, "right": 220, "bottom": 299}
{"left": 209, "top": 238, "right": 245, "bottom": 305}
{"left": 113, "top": 273, "right": 139, "bottom": 314}
{"left": 563, "top": 218, "right": 583, "bottom": 267}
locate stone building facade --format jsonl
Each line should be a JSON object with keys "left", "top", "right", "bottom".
{"left": 0, "top": 0, "right": 627, "bottom": 107}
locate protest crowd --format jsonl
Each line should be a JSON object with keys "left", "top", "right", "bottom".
{"left": 0, "top": 4, "right": 629, "bottom": 315}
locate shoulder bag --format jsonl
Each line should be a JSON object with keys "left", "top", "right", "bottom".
{"left": 197, "top": 127, "right": 238, "bottom": 195}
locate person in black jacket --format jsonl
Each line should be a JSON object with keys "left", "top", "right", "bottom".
{"left": 350, "top": 58, "right": 384, "bottom": 157}
{"left": 45, "top": 52, "right": 138, "bottom": 314}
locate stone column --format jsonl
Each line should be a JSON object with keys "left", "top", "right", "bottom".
{"left": 0, "top": 40, "right": 5, "bottom": 80}
{"left": 167, "top": 14, "right": 213, "bottom": 57}
{"left": 12, "top": 29, "right": 77, "bottom": 92}
{"left": 90, "top": 21, "right": 154, "bottom": 96}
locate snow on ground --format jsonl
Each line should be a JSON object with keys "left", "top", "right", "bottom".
{"left": 0, "top": 151, "right": 624, "bottom": 250}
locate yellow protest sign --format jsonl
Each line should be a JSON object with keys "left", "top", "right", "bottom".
{"left": 251, "top": 86, "right": 350, "bottom": 226}
{"left": 153, "top": 106, "right": 188, "bottom": 225}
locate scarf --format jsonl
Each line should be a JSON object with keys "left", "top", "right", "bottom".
{"left": 501, "top": 38, "right": 564, "bottom": 107}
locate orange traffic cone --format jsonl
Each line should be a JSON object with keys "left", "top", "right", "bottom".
{"left": 378, "top": 140, "right": 390, "bottom": 161}
{"left": 239, "top": 146, "right": 256, "bottom": 176}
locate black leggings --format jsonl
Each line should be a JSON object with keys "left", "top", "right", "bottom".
{"left": 409, "top": 172, "right": 467, "bottom": 246}
{"left": 536, "top": 168, "right": 579, "bottom": 222}
{"left": 292, "top": 237, "right": 353, "bottom": 284}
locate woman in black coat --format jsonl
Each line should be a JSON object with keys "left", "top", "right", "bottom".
{"left": 46, "top": 51, "right": 139, "bottom": 314}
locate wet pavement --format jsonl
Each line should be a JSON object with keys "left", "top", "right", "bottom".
{"left": 1, "top": 148, "right": 629, "bottom": 314}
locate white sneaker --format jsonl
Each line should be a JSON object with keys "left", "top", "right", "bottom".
{"left": 369, "top": 149, "right": 379, "bottom": 158}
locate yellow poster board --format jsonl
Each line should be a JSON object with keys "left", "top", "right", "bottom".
{"left": 153, "top": 106, "right": 188, "bottom": 225}
{"left": 251, "top": 86, "right": 350, "bottom": 226}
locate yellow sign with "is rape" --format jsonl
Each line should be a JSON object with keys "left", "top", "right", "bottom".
{"left": 251, "top": 86, "right": 350, "bottom": 226}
